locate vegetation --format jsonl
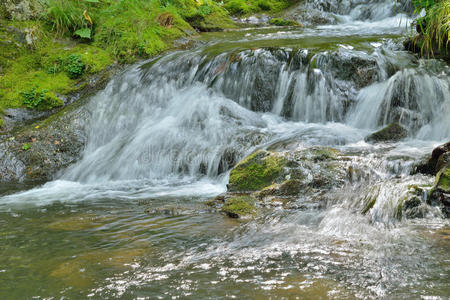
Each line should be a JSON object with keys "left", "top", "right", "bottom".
{"left": 221, "top": 196, "right": 257, "bottom": 218}
{"left": 228, "top": 150, "right": 286, "bottom": 192}
{"left": 435, "top": 166, "right": 450, "bottom": 193}
{"left": 0, "top": 0, "right": 247, "bottom": 125}
{"left": 412, "top": 0, "right": 450, "bottom": 55}
{"left": 269, "top": 17, "right": 299, "bottom": 26}
{"left": 223, "top": 0, "right": 292, "bottom": 15}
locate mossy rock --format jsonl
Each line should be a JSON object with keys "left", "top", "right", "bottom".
{"left": 365, "top": 123, "right": 407, "bottom": 143}
{"left": 269, "top": 18, "right": 300, "bottom": 27}
{"left": 435, "top": 166, "right": 450, "bottom": 193}
{"left": 256, "top": 179, "right": 303, "bottom": 198}
{"left": 228, "top": 150, "right": 287, "bottom": 192}
{"left": 221, "top": 196, "right": 257, "bottom": 218}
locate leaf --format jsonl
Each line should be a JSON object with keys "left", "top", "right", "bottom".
{"left": 74, "top": 28, "right": 91, "bottom": 39}
{"left": 84, "top": 0, "right": 100, "bottom": 3}
{"left": 22, "top": 143, "right": 31, "bottom": 151}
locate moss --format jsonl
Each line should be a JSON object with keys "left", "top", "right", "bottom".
{"left": 435, "top": 166, "right": 450, "bottom": 193}
{"left": 269, "top": 18, "right": 300, "bottom": 26}
{"left": 228, "top": 150, "right": 286, "bottom": 192}
{"left": 186, "top": 8, "right": 236, "bottom": 32}
{"left": 365, "top": 123, "right": 407, "bottom": 143}
{"left": 257, "top": 179, "right": 302, "bottom": 198}
{"left": 224, "top": 0, "right": 250, "bottom": 15}
{"left": 223, "top": 0, "right": 291, "bottom": 16}
{"left": 221, "top": 196, "right": 257, "bottom": 218}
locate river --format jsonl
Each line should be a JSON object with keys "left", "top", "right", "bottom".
{"left": 0, "top": 0, "right": 449, "bottom": 298}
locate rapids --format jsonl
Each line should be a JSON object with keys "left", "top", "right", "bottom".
{"left": 1, "top": 0, "right": 449, "bottom": 299}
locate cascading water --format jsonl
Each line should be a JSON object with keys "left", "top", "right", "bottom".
{"left": 1, "top": 0, "right": 449, "bottom": 299}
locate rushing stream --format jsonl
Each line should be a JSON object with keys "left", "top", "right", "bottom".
{"left": 1, "top": 0, "right": 449, "bottom": 299}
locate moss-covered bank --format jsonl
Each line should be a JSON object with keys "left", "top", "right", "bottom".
{"left": 0, "top": 0, "right": 248, "bottom": 128}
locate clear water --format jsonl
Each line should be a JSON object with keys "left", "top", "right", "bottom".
{"left": 1, "top": 1, "right": 449, "bottom": 299}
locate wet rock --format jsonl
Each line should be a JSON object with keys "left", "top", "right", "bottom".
{"left": 429, "top": 166, "right": 450, "bottom": 217}
{"left": 216, "top": 144, "right": 348, "bottom": 217}
{"left": 220, "top": 195, "right": 258, "bottom": 218}
{"left": 365, "top": 123, "right": 407, "bottom": 143}
{"left": 0, "top": 105, "right": 88, "bottom": 183}
{"left": 324, "top": 49, "right": 379, "bottom": 89}
{"left": 401, "top": 185, "right": 429, "bottom": 219}
{"left": 227, "top": 150, "right": 287, "bottom": 192}
{"left": 232, "top": 14, "right": 270, "bottom": 26}
{"left": 414, "top": 141, "right": 450, "bottom": 175}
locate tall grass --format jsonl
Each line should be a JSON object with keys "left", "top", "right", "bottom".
{"left": 39, "top": 0, "right": 99, "bottom": 36}
{"left": 413, "top": 0, "right": 450, "bottom": 54}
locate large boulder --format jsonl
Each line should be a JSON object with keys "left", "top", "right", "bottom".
{"left": 213, "top": 145, "right": 348, "bottom": 218}
{"left": 0, "top": 104, "right": 88, "bottom": 183}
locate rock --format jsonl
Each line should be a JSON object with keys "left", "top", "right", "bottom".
{"left": 0, "top": 104, "right": 88, "bottom": 183}
{"left": 215, "top": 145, "right": 348, "bottom": 217}
{"left": 1, "top": 0, "right": 42, "bottom": 21}
{"left": 414, "top": 141, "right": 450, "bottom": 175}
{"left": 428, "top": 166, "right": 450, "bottom": 217}
{"left": 365, "top": 123, "right": 407, "bottom": 143}
{"left": 401, "top": 185, "right": 429, "bottom": 219}
{"left": 435, "top": 166, "right": 450, "bottom": 193}
{"left": 227, "top": 150, "right": 287, "bottom": 192}
{"left": 220, "top": 195, "right": 258, "bottom": 218}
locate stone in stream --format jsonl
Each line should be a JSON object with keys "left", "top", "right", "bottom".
{"left": 365, "top": 123, "right": 407, "bottom": 143}
{"left": 0, "top": 104, "right": 88, "bottom": 183}
{"left": 412, "top": 141, "right": 450, "bottom": 217}
{"left": 213, "top": 145, "right": 349, "bottom": 218}
{"left": 414, "top": 141, "right": 450, "bottom": 175}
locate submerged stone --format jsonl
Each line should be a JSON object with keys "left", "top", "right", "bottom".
{"left": 220, "top": 196, "right": 257, "bottom": 218}
{"left": 365, "top": 123, "right": 407, "bottom": 143}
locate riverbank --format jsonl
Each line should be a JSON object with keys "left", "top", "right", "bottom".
{"left": 0, "top": 0, "right": 300, "bottom": 130}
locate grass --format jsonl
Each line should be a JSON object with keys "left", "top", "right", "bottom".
{"left": 223, "top": 0, "right": 293, "bottom": 16}
{"left": 412, "top": 0, "right": 450, "bottom": 55}
{"left": 0, "top": 0, "right": 242, "bottom": 125}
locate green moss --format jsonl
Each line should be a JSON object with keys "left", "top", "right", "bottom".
{"left": 228, "top": 150, "right": 286, "bottom": 192}
{"left": 435, "top": 167, "right": 450, "bottom": 193}
{"left": 224, "top": 0, "right": 250, "bottom": 15}
{"left": 223, "top": 0, "right": 291, "bottom": 16}
{"left": 269, "top": 18, "right": 300, "bottom": 26}
{"left": 365, "top": 123, "right": 407, "bottom": 143}
{"left": 221, "top": 196, "right": 257, "bottom": 218}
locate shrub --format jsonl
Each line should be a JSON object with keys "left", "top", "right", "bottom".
{"left": 224, "top": 0, "right": 249, "bottom": 15}
{"left": 21, "top": 86, "right": 63, "bottom": 110}
{"left": 40, "top": 0, "right": 98, "bottom": 37}
{"left": 269, "top": 18, "right": 299, "bottom": 26}
{"left": 64, "top": 54, "right": 85, "bottom": 78}
{"left": 257, "top": 0, "right": 272, "bottom": 11}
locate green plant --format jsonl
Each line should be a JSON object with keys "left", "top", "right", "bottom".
{"left": 413, "top": 0, "right": 450, "bottom": 54}
{"left": 22, "top": 143, "right": 31, "bottom": 151}
{"left": 21, "top": 86, "right": 63, "bottom": 110}
{"left": 269, "top": 17, "right": 299, "bottom": 26}
{"left": 40, "top": 0, "right": 98, "bottom": 37}
{"left": 64, "top": 54, "right": 85, "bottom": 78}
{"left": 21, "top": 87, "right": 48, "bottom": 109}
{"left": 224, "top": 0, "right": 249, "bottom": 15}
{"left": 257, "top": 0, "right": 272, "bottom": 11}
